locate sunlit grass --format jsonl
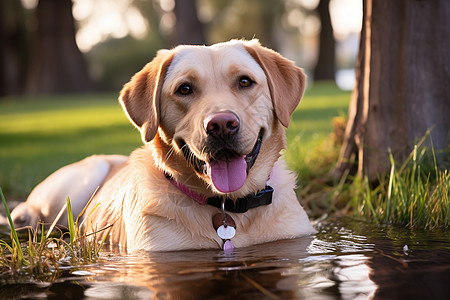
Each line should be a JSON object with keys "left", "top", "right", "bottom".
{"left": 1, "top": 187, "right": 24, "bottom": 265}
{"left": 350, "top": 134, "right": 450, "bottom": 229}
{"left": 0, "top": 187, "right": 110, "bottom": 277}
{"left": 0, "top": 93, "right": 141, "bottom": 198}
{"left": 286, "top": 82, "right": 350, "bottom": 181}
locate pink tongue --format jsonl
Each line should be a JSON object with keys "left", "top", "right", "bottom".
{"left": 209, "top": 157, "right": 247, "bottom": 193}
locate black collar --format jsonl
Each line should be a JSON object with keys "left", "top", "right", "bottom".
{"left": 165, "top": 173, "right": 273, "bottom": 213}
{"left": 206, "top": 186, "right": 273, "bottom": 213}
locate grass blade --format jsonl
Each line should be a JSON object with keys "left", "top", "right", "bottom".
{"left": 386, "top": 151, "right": 395, "bottom": 222}
{"left": 67, "top": 197, "right": 75, "bottom": 248}
{"left": 0, "top": 186, "right": 24, "bottom": 263}
{"left": 46, "top": 202, "right": 67, "bottom": 239}
{"left": 96, "top": 225, "right": 112, "bottom": 256}
{"left": 75, "top": 186, "right": 99, "bottom": 228}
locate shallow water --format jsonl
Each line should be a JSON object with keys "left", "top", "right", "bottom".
{"left": 1, "top": 217, "right": 450, "bottom": 299}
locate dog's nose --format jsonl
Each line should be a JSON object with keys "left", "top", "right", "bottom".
{"left": 204, "top": 112, "right": 240, "bottom": 137}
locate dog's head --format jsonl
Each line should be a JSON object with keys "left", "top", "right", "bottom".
{"left": 119, "top": 40, "right": 306, "bottom": 196}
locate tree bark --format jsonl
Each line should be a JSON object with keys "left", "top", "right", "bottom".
{"left": 314, "top": 0, "right": 335, "bottom": 81}
{"left": 173, "top": 0, "right": 206, "bottom": 46}
{"left": 0, "top": 0, "right": 29, "bottom": 96}
{"left": 333, "top": 0, "right": 450, "bottom": 181}
{"left": 26, "top": 0, "right": 94, "bottom": 94}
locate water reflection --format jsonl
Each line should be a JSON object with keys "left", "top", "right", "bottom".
{"left": 78, "top": 232, "right": 378, "bottom": 299}
{"left": 1, "top": 217, "right": 450, "bottom": 299}
{"left": 334, "top": 255, "right": 376, "bottom": 299}
{"left": 84, "top": 237, "right": 315, "bottom": 299}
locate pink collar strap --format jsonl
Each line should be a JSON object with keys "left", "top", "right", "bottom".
{"left": 166, "top": 174, "right": 209, "bottom": 205}
{"left": 165, "top": 173, "right": 273, "bottom": 213}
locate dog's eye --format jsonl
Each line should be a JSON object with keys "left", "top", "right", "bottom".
{"left": 239, "top": 77, "right": 253, "bottom": 88}
{"left": 176, "top": 83, "right": 193, "bottom": 96}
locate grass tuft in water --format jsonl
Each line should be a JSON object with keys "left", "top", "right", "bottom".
{"left": 0, "top": 187, "right": 110, "bottom": 278}
{"left": 1, "top": 187, "right": 25, "bottom": 266}
{"left": 351, "top": 133, "right": 449, "bottom": 229}
{"left": 65, "top": 191, "right": 113, "bottom": 261}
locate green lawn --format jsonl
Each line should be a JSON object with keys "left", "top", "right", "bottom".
{"left": 287, "top": 82, "right": 350, "bottom": 181}
{"left": 0, "top": 83, "right": 351, "bottom": 199}
{"left": 0, "top": 93, "right": 141, "bottom": 198}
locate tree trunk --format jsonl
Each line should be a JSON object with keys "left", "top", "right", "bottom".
{"left": 173, "top": 0, "right": 206, "bottom": 46}
{"left": 333, "top": 0, "right": 450, "bottom": 181}
{"left": 314, "top": 0, "right": 335, "bottom": 82}
{"left": 26, "top": 0, "right": 94, "bottom": 94}
{"left": 0, "top": 0, "right": 29, "bottom": 96}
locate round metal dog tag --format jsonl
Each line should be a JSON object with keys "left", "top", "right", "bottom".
{"left": 217, "top": 225, "right": 236, "bottom": 240}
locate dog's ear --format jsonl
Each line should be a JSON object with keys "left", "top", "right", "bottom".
{"left": 244, "top": 40, "right": 306, "bottom": 128}
{"left": 119, "top": 50, "right": 175, "bottom": 143}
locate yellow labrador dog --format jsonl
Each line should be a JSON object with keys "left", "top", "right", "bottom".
{"left": 11, "top": 40, "right": 315, "bottom": 251}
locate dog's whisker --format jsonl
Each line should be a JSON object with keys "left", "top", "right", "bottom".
{"left": 165, "top": 146, "right": 176, "bottom": 161}
{"left": 200, "top": 146, "right": 208, "bottom": 160}
{"left": 182, "top": 144, "right": 201, "bottom": 170}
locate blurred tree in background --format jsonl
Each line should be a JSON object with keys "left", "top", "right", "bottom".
{"left": 173, "top": 0, "right": 206, "bottom": 45}
{"left": 199, "top": 0, "right": 284, "bottom": 50}
{"left": 1, "top": 0, "right": 339, "bottom": 94}
{"left": 26, "top": 0, "right": 94, "bottom": 94}
{"left": 0, "top": 0, "right": 29, "bottom": 96}
{"left": 314, "top": 0, "right": 335, "bottom": 81}
{"left": 1, "top": 0, "right": 94, "bottom": 95}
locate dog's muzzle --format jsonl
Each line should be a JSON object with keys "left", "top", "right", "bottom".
{"left": 176, "top": 112, "right": 264, "bottom": 193}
